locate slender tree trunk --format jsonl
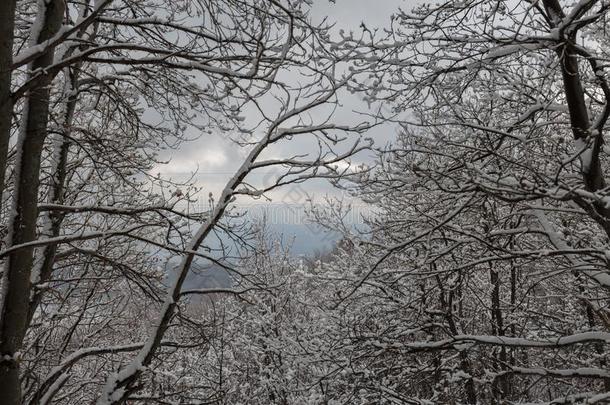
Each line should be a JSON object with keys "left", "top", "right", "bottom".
{"left": 27, "top": 66, "right": 77, "bottom": 327}
{"left": 0, "top": 1, "right": 64, "bottom": 403}
{"left": 436, "top": 273, "right": 477, "bottom": 404}
{"left": 490, "top": 264, "right": 509, "bottom": 402}
{"left": 27, "top": 1, "right": 96, "bottom": 329}
{"left": 581, "top": 297, "right": 610, "bottom": 392}
{"left": 508, "top": 245, "right": 517, "bottom": 398}
{"left": 0, "top": 0, "right": 16, "bottom": 219}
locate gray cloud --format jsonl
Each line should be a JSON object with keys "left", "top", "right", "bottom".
{"left": 160, "top": 0, "right": 419, "bottom": 205}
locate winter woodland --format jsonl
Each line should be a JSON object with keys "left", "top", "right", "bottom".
{"left": 2, "top": 0, "right": 610, "bottom": 404}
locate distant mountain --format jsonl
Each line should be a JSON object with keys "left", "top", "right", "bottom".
{"left": 163, "top": 222, "right": 341, "bottom": 291}
{"left": 266, "top": 223, "right": 340, "bottom": 256}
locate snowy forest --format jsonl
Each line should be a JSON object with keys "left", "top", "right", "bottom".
{"left": 3, "top": 0, "right": 610, "bottom": 404}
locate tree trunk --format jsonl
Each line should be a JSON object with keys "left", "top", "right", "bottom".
{"left": 490, "top": 264, "right": 509, "bottom": 401}
{"left": 0, "top": 1, "right": 64, "bottom": 403}
{"left": 27, "top": 1, "right": 96, "bottom": 329}
{"left": 27, "top": 66, "right": 77, "bottom": 327}
{"left": 543, "top": 0, "right": 610, "bottom": 233}
{"left": 435, "top": 273, "right": 477, "bottom": 404}
{"left": 0, "top": 0, "right": 16, "bottom": 221}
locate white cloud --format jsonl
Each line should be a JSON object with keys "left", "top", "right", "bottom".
{"left": 152, "top": 148, "right": 228, "bottom": 176}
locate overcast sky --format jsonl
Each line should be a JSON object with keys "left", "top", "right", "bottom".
{"left": 154, "top": 0, "right": 418, "bottom": 210}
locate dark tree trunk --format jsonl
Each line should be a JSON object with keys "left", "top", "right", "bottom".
{"left": 0, "top": 0, "right": 16, "bottom": 219}
{"left": 543, "top": 0, "right": 610, "bottom": 235}
{"left": 0, "top": 1, "right": 64, "bottom": 404}
{"left": 490, "top": 264, "right": 509, "bottom": 401}
{"left": 436, "top": 273, "right": 477, "bottom": 404}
